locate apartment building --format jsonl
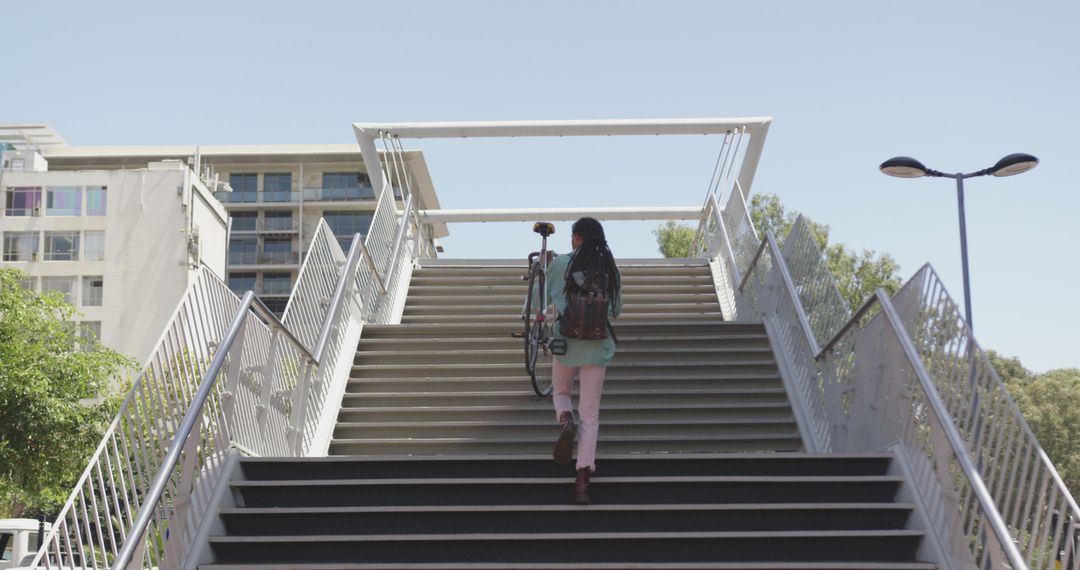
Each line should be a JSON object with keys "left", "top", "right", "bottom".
{"left": 0, "top": 125, "right": 228, "bottom": 362}
{"left": 30, "top": 134, "right": 443, "bottom": 316}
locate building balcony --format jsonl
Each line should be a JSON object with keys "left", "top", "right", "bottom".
{"left": 261, "top": 281, "right": 293, "bottom": 296}
{"left": 230, "top": 218, "right": 298, "bottom": 233}
{"left": 258, "top": 251, "right": 299, "bottom": 265}
{"left": 215, "top": 191, "right": 300, "bottom": 204}
{"left": 228, "top": 250, "right": 299, "bottom": 266}
{"left": 303, "top": 186, "right": 376, "bottom": 202}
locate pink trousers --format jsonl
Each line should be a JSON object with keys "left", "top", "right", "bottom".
{"left": 551, "top": 360, "right": 607, "bottom": 472}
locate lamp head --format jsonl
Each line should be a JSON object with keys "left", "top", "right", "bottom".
{"left": 880, "top": 156, "right": 929, "bottom": 178}
{"left": 991, "top": 153, "right": 1039, "bottom": 177}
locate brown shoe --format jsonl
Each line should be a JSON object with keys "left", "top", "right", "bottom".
{"left": 573, "top": 468, "right": 591, "bottom": 505}
{"left": 553, "top": 411, "right": 576, "bottom": 465}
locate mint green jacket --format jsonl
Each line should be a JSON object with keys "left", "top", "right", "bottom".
{"left": 538, "top": 251, "right": 622, "bottom": 368}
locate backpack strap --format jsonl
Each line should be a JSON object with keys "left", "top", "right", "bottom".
{"left": 606, "top": 320, "right": 619, "bottom": 344}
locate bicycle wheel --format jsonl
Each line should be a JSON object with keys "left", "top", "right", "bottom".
{"left": 523, "top": 263, "right": 538, "bottom": 375}
{"left": 528, "top": 319, "right": 553, "bottom": 397}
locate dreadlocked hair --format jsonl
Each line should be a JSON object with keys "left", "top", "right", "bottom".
{"left": 564, "top": 217, "right": 620, "bottom": 306}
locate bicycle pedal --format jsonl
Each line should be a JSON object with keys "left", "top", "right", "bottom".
{"left": 550, "top": 339, "right": 567, "bottom": 355}
{"left": 510, "top": 332, "right": 525, "bottom": 338}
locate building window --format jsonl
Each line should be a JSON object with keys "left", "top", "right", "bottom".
{"left": 4, "top": 187, "right": 42, "bottom": 216}
{"left": 47, "top": 186, "right": 82, "bottom": 216}
{"left": 44, "top": 231, "right": 80, "bottom": 261}
{"left": 86, "top": 186, "right": 107, "bottom": 216}
{"left": 324, "top": 211, "right": 374, "bottom": 250}
{"left": 42, "top": 276, "right": 76, "bottom": 305}
{"left": 229, "top": 236, "right": 257, "bottom": 265}
{"left": 263, "top": 211, "right": 293, "bottom": 231}
{"left": 231, "top": 212, "right": 257, "bottom": 231}
{"left": 262, "top": 238, "right": 295, "bottom": 264}
{"left": 262, "top": 272, "right": 292, "bottom": 296}
{"left": 84, "top": 230, "right": 105, "bottom": 261}
{"left": 263, "top": 173, "right": 293, "bottom": 203}
{"left": 321, "top": 172, "right": 374, "bottom": 200}
{"left": 228, "top": 173, "right": 258, "bottom": 203}
{"left": 81, "top": 276, "right": 103, "bottom": 307}
{"left": 228, "top": 272, "right": 256, "bottom": 295}
{"left": 261, "top": 297, "right": 288, "bottom": 316}
{"left": 3, "top": 231, "right": 39, "bottom": 261}
{"left": 17, "top": 276, "right": 36, "bottom": 291}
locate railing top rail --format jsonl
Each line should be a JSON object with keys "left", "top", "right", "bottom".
{"left": 353, "top": 117, "right": 773, "bottom": 139}
{"left": 416, "top": 206, "right": 702, "bottom": 224}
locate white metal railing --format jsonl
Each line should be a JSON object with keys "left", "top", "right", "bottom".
{"left": 31, "top": 182, "right": 424, "bottom": 568}
{"left": 697, "top": 180, "right": 1078, "bottom": 568}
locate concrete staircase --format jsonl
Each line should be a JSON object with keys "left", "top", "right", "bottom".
{"left": 207, "top": 454, "right": 931, "bottom": 569}
{"left": 199, "top": 259, "right": 934, "bottom": 568}
{"left": 330, "top": 259, "right": 801, "bottom": 456}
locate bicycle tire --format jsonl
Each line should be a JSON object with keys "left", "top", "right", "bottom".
{"left": 523, "top": 263, "right": 538, "bottom": 375}
{"left": 528, "top": 319, "right": 553, "bottom": 397}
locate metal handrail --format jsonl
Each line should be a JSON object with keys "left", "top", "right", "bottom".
{"left": 874, "top": 290, "right": 1028, "bottom": 569}
{"left": 814, "top": 287, "right": 882, "bottom": 361}
{"left": 383, "top": 192, "right": 413, "bottom": 291}
{"left": 360, "top": 239, "right": 386, "bottom": 293}
{"left": 313, "top": 233, "right": 363, "bottom": 361}
{"left": 737, "top": 231, "right": 822, "bottom": 357}
{"left": 111, "top": 291, "right": 314, "bottom": 569}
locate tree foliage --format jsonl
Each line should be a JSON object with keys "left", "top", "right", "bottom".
{"left": 0, "top": 267, "right": 132, "bottom": 517}
{"left": 988, "top": 350, "right": 1080, "bottom": 495}
{"left": 747, "top": 193, "right": 902, "bottom": 310}
{"left": 653, "top": 221, "right": 695, "bottom": 258}
{"left": 653, "top": 193, "right": 902, "bottom": 310}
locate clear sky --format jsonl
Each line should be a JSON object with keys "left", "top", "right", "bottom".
{"left": 4, "top": 1, "right": 1077, "bottom": 372}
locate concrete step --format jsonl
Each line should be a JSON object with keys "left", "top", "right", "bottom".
{"left": 207, "top": 530, "right": 925, "bottom": 565}
{"left": 332, "top": 417, "right": 799, "bottom": 440}
{"left": 219, "top": 502, "right": 914, "bottom": 536}
{"left": 339, "top": 387, "right": 790, "bottom": 408}
{"left": 230, "top": 475, "right": 906, "bottom": 508}
{"left": 350, "top": 361, "right": 780, "bottom": 379}
{"left": 405, "top": 293, "right": 721, "bottom": 306}
{"left": 237, "top": 454, "right": 896, "bottom": 480}
{"left": 334, "top": 402, "right": 796, "bottom": 423}
{"left": 346, "top": 374, "right": 784, "bottom": 393}
{"left": 358, "top": 321, "right": 768, "bottom": 337}
{"left": 357, "top": 333, "right": 772, "bottom": 351}
{"left": 203, "top": 563, "right": 937, "bottom": 570}
{"left": 353, "top": 347, "right": 775, "bottom": 366}
{"left": 328, "top": 433, "right": 803, "bottom": 455}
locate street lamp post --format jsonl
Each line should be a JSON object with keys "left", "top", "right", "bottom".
{"left": 879, "top": 153, "right": 1038, "bottom": 330}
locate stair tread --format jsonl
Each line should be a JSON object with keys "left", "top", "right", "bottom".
{"left": 234, "top": 475, "right": 903, "bottom": 486}
{"left": 334, "top": 416, "right": 794, "bottom": 425}
{"left": 240, "top": 452, "right": 894, "bottom": 463}
{"left": 202, "top": 563, "right": 937, "bottom": 570}
{"left": 218, "top": 502, "right": 916, "bottom": 515}
{"left": 336, "top": 402, "right": 792, "bottom": 412}
{"left": 209, "top": 529, "right": 926, "bottom": 543}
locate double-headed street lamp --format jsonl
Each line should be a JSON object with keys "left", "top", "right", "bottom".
{"left": 879, "top": 153, "right": 1039, "bottom": 330}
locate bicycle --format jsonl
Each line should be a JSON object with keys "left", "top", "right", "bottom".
{"left": 513, "top": 221, "right": 564, "bottom": 397}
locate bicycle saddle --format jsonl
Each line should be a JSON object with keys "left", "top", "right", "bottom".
{"left": 532, "top": 221, "right": 555, "bottom": 237}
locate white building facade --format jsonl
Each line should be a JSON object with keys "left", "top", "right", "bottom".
{"left": 39, "top": 143, "right": 442, "bottom": 315}
{"left": 0, "top": 125, "right": 228, "bottom": 363}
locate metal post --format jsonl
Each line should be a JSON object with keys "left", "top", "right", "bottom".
{"left": 954, "top": 175, "right": 974, "bottom": 330}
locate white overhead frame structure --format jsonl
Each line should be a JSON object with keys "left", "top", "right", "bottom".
{"left": 352, "top": 118, "right": 772, "bottom": 222}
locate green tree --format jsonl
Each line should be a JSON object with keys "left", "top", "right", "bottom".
{"left": 653, "top": 221, "right": 695, "bottom": 258}
{"left": 655, "top": 193, "right": 903, "bottom": 309}
{"left": 0, "top": 268, "right": 132, "bottom": 517}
